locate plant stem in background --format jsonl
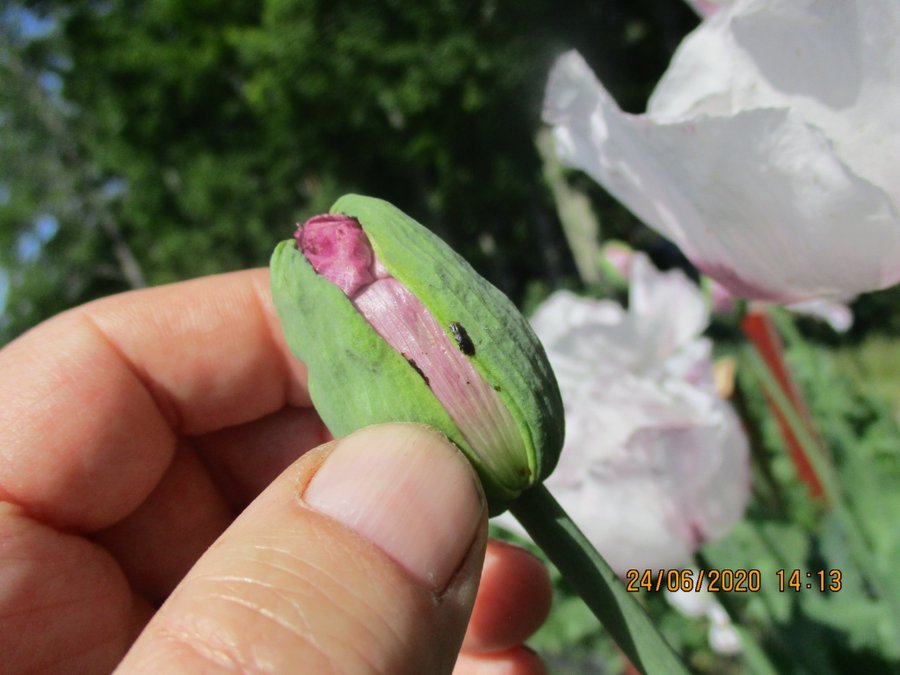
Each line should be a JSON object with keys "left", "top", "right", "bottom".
{"left": 536, "top": 129, "right": 604, "bottom": 287}
{"left": 742, "top": 308, "right": 825, "bottom": 499}
{"left": 744, "top": 345, "right": 900, "bottom": 638}
{"left": 511, "top": 485, "right": 689, "bottom": 675}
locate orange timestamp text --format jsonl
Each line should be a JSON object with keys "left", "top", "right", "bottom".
{"left": 625, "top": 568, "right": 845, "bottom": 593}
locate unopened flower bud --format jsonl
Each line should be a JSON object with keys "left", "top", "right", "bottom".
{"left": 271, "top": 195, "right": 564, "bottom": 511}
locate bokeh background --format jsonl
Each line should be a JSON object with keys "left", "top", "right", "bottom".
{"left": 0, "top": 0, "right": 751, "bottom": 339}
{"left": 3, "top": 2, "right": 899, "bottom": 673}
{"left": 4, "top": 1, "right": 899, "bottom": 343}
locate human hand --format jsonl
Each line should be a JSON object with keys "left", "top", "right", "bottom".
{"left": 0, "top": 270, "right": 551, "bottom": 674}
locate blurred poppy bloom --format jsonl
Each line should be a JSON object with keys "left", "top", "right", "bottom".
{"left": 544, "top": 0, "right": 900, "bottom": 303}
{"left": 496, "top": 255, "right": 750, "bottom": 574}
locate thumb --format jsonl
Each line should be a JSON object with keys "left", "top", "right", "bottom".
{"left": 118, "top": 423, "right": 488, "bottom": 674}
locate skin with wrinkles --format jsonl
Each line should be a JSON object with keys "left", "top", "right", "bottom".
{"left": 0, "top": 270, "right": 551, "bottom": 675}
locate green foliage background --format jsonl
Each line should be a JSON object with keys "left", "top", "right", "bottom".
{"left": 3, "top": 2, "right": 900, "bottom": 673}
{"left": 1, "top": 0, "right": 699, "bottom": 342}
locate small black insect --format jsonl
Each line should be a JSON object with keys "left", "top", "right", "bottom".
{"left": 449, "top": 322, "right": 475, "bottom": 356}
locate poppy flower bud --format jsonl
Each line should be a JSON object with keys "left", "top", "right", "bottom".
{"left": 271, "top": 195, "right": 564, "bottom": 512}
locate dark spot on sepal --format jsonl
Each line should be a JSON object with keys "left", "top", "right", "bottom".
{"left": 403, "top": 353, "right": 430, "bottom": 386}
{"left": 449, "top": 322, "right": 475, "bottom": 356}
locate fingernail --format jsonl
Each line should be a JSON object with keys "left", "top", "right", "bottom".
{"left": 303, "top": 423, "right": 485, "bottom": 589}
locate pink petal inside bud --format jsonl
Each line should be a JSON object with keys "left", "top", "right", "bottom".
{"left": 355, "top": 279, "right": 524, "bottom": 473}
{"left": 297, "top": 214, "right": 526, "bottom": 489}
{"left": 297, "top": 214, "right": 377, "bottom": 296}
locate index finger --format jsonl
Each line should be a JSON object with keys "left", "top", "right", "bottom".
{"left": 0, "top": 269, "right": 310, "bottom": 531}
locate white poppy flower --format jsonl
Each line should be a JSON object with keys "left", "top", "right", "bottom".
{"left": 707, "top": 604, "right": 743, "bottom": 655}
{"left": 709, "top": 275, "right": 854, "bottom": 332}
{"left": 783, "top": 298, "right": 853, "bottom": 333}
{"left": 495, "top": 254, "right": 750, "bottom": 575}
{"left": 545, "top": 0, "right": 900, "bottom": 303}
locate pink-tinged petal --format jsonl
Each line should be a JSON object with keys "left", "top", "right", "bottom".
{"left": 652, "top": 0, "right": 900, "bottom": 200}
{"left": 683, "top": 0, "right": 730, "bottom": 18}
{"left": 297, "top": 214, "right": 376, "bottom": 296}
{"left": 600, "top": 240, "right": 634, "bottom": 280}
{"left": 530, "top": 266, "right": 713, "bottom": 385}
{"left": 529, "top": 290, "right": 626, "bottom": 346}
{"left": 497, "top": 277, "right": 749, "bottom": 574}
{"left": 546, "top": 52, "right": 900, "bottom": 301}
{"left": 629, "top": 253, "right": 708, "bottom": 359}
{"left": 545, "top": 0, "right": 900, "bottom": 303}
{"left": 785, "top": 299, "right": 853, "bottom": 333}
{"left": 706, "top": 274, "right": 852, "bottom": 330}
{"left": 354, "top": 277, "right": 524, "bottom": 477}
{"left": 708, "top": 278, "right": 737, "bottom": 315}
{"left": 525, "top": 375, "right": 749, "bottom": 574}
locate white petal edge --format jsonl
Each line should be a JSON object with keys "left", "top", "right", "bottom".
{"left": 651, "top": 0, "right": 900, "bottom": 206}
{"left": 544, "top": 50, "right": 900, "bottom": 302}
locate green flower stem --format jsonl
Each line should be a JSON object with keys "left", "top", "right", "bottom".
{"left": 510, "top": 485, "right": 689, "bottom": 675}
